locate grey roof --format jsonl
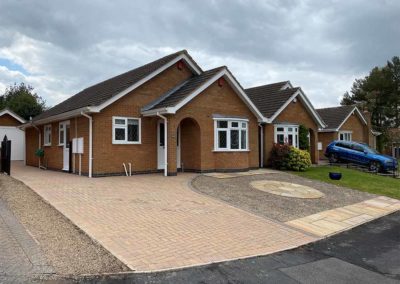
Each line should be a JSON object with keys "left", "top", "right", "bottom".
{"left": 33, "top": 50, "right": 201, "bottom": 122}
{"left": 144, "top": 66, "right": 225, "bottom": 110}
{"left": 245, "top": 83, "right": 298, "bottom": 118}
{"left": 316, "top": 105, "right": 357, "bottom": 130}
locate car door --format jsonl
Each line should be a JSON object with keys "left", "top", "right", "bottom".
{"left": 336, "top": 142, "right": 351, "bottom": 162}
{"left": 350, "top": 144, "right": 367, "bottom": 165}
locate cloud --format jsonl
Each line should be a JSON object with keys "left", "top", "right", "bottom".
{"left": 0, "top": 0, "right": 399, "bottom": 108}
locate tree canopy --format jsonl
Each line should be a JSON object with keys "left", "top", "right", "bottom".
{"left": 0, "top": 83, "right": 46, "bottom": 120}
{"left": 341, "top": 56, "right": 400, "bottom": 149}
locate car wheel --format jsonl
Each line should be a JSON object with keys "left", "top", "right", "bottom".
{"left": 329, "top": 153, "right": 339, "bottom": 163}
{"left": 369, "top": 161, "right": 382, "bottom": 172}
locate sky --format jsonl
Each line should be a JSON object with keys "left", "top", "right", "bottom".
{"left": 0, "top": 0, "right": 399, "bottom": 108}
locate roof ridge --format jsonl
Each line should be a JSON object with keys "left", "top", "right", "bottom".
{"left": 79, "top": 50, "right": 187, "bottom": 94}
{"left": 316, "top": 105, "right": 356, "bottom": 111}
{"left": 245, "top": 81, "right": 290, "bottom": 91}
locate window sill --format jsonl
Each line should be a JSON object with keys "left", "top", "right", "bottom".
{"left": 112, "top": 142, "right": 141, "bottom": 145}
{"left": 213, "top": 149, "right": 250, "bottom": 153}
{"left": 43, "top": 144, "right": 51, "bottom": 147}
{"left": 58, "top": 144, "right": 64, "bottom": 147}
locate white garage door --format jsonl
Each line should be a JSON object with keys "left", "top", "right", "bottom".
{"left": 0, "top": 127, "right": 25, "bottom": 160}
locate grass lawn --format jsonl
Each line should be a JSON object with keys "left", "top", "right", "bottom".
{"left": 291, "top": 166, "right": 400, "bottom": 199}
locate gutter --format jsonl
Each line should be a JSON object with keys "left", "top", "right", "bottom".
{"left": 81, "top": 112, "right": 93, "bottom": 178}
{"left": 156, "top": 112, "right": 168, "bottom": 177}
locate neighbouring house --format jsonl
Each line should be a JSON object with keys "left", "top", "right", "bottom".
{"left": 0, "top": 108, "right": 26, "bottom": 160}
{"left": 245, "top": 81, "right": 326, "bottom": 164}
{"left": 316, "top": 105, "right": 377, "bottom": 159}
{"left": 385, "top": 128, "right": 400, "bottom": 159}
{"left": 22, "top": 50, "right": 266, "bottom": 177}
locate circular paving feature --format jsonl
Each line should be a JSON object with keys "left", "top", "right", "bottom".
{"left": 250, "top": 180, "right": 324, "bottom": 199}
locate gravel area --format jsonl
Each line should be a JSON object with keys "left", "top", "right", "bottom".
{"left": 191, "top": 172, "right": 376, "bottom": 222}
{"left": 0, "top": 174, "right": 130, "bottom": 276}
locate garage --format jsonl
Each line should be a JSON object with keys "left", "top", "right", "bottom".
{"left": 0, "top": 109, "right": 26, "bottom": 161}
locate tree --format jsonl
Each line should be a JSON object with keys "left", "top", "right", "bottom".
{"left": 298, "top": 124, "right": 310, "bottom": 151}
{"left": 0, "top": 83, "right": 46, "bottom": 120}
{"left": 341, "top": 56, "right": 400, "bottom": 150}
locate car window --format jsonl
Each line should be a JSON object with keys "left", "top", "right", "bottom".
{"left": 336, "top": 142, "right": 350, "bottom": 149}
{"left": 352, "top": 144, "right": 364, "bottom": 152}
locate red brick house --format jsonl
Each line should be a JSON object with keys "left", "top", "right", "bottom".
{"left": 246, "top": 81, "right": 326, "bottom": 164}
{"left": 316, "top": 105, "right": 377, "bottom": 159}
{"left": 23, "top": 50, "right": 266, "bottom": 177}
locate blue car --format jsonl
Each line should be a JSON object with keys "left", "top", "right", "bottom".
{"left": 325, "top": 140, "right": 398, "bottom": 172}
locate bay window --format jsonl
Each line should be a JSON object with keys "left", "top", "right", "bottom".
{"left": 214, "top": 119, "right": 248, "bottom": 151}
{"left": 112, "top": 116, "right": 141, "bottom": 144}
{"left": 274, "top": 125, "right": 299, "bottom": 148}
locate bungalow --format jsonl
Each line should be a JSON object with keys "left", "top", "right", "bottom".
{"left": 245, "top": 81, "right": 326, "bottom": 164}
{"left": 23, "top": 50, "right": 266, "bottom": 177}
{"left": 316, "top": 105, "right": 376, "bottom": 159}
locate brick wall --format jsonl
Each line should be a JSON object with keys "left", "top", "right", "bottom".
{"left": 91, "top": 62, "right": 193, "bottom": 175}
{"left": 0, "top": 114, "right": 22, "bottom": 126}
{"left": 318, "top": 132, "right": 336, "bottom": 159}
{"left": 166, "top": 79, "right": 259, "bottom": 174}
{"left": 340, "top": 113, "right": 367, "bottom": 142}
{"left": 263, "top": 98, "right": 319, "bottom": 164}
{"left": 25, "top": 117, "right": 90, "bottom": 173}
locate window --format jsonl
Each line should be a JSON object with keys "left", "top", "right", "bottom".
{"left": 214, "top": 119, "right": 248, "bottom": 151}
{"left": 44, "top": 124, "right": 52, "bottom": 146}
{"left": 112, "top": 117, "right": 141, "bottom": 144}
{"left": 59, "top": 123, "right": 65, "bottom": 145}
{"left": 339, "top": 131, "right": 352, "bottom": 141}
{"left": 274, "top": 125, "right": 299, "bottom": 148}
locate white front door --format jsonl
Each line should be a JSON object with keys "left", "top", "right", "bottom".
{"left": 60, "top": 121, "right": 70, "bottom": 171}
{"left": 157, "top": 121, "right": 165, "bottom": 170}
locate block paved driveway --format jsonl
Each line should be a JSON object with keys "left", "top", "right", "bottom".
{"left": 11, "top": 162, "right": 315, "bottom": 272}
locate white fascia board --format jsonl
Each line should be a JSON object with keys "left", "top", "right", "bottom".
{"left": 168, "top": 69, "right": 267, "bottom": 122}
{"left": 94, "top": 54, "right": 201, "bottom": 112}
{"left": 297, "top": 89, "right": 327, "bottom": 128}
{"left": 27, "top": 106, "right": 97, "bottom": 127}
{"left": 318, "top": 128, "right": 339, "bottom": 132}
{"left": 141, "top": 107, "right": 170, "bottom": 116}
{"left": 0, "top": 109, "right": 26, "bottom": 123}
{"left": 268, "top": 91, "right": 299, "bottom": 122}
{"left": 224, "top": 71, "right": 267, "bottom": 123}
{"left": 268, "top": 89, "right": 326, "bottom": 128}
{"left": 336, "top": 106, "right": 368, "bottom": 131}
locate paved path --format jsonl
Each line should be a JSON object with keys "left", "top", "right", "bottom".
{"left": 0, "top": 199, "right": 54, "bottom": 282}
{"left": 73, "top": 211, "right": 400, "bottom": 283}
{"left": 11, "top": 163, "right": 315, "bottom": 272}
{"left": 287, "top": 196, "right": 400, "bottom": 237}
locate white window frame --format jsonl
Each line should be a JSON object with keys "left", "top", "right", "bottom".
{"left": 43, "top": 124, "right": 52, "bottom": 146}
{"left": 339, "top": 131, "right": 352, "bottom": 141}
{"left": 112, "top": 116, "right": 141, "bottom": 144}
{"left": 58, "top": 121, "right": 69, "bottom": 146}
{"left": 274, "top": 124, "right": 299, "bottom": 148}
{"left": 213, "top": 118, "right": 249, "bottom": 152}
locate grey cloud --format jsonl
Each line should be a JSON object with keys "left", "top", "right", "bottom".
{"left": 0, "top": 0, "right": 398, "bottom": 107}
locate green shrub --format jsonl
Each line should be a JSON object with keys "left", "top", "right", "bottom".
{"left": 35, "top": 148, "right": 44, "bottom": 157}
{"left": 299, "top": 125, "right": 310, "bottom": 151}
{"left": 283, "top": 147, "right": 312, "bottom": 171}
{"left": 269, "top": 144, "right": 311, "bottom": 171}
